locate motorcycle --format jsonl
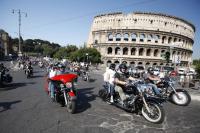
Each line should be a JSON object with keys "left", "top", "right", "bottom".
{"left": 155, "top": 77, "right": 191, "bottom": 106}
{"left": 0, "top": 68, "right": 13, "bottom": 87}
{"left": 25, "top": 66, "right": 33, "bottom": 78}
{"left": 99, "top": 80, "right": 165, "bottom": 124}
{"left": 50, "top": 73, "right": 78, "bottom": 114}
{"left": 81, "top": 70, "right": 89, "bottom": 81}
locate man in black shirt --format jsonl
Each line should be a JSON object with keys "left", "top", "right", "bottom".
{"left": 114, "top": 64, "right": 136, "bottom": 104}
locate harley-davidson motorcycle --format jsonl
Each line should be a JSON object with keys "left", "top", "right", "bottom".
{"left": 99, "top": 80, "right": 165, "bottom": 124}
{"left": 49, "top": 73, "right": 78, "bottom": 114}
{"left": 155, "top": 77, "right": 191, "bottom": 106}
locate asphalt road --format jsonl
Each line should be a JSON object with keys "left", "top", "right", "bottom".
{"left": 0, "top": 66, "right": 200, "bottom": 133}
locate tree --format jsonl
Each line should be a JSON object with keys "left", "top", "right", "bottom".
{"left": 69, "top": 47, "right": 101, "bottom": 63}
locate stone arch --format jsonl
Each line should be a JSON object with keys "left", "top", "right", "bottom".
{"left": 145, "top": 62, "right": 150, "bottom": 68}
{"left": 123, "top": 33, "right": 129, "bottom": 41}
{"left": 130, "top": 62, "right": 135, "bottom": 67}
{"left": 108, "top": 33, "right": 113, "bottom": 41}
{"left": 168, "top": 37, "right": 172, "bottom": 44}
{"left": 147, "top": 34, "right": 152, "bottom": 42}
{"left": 107, "top": 47, "right": 112, "bottom": 55}
{"left": 139, "top": 33, "right": 145, "bottom": 42}
{"left": 115, "top": 47, "right": 121, "bottom": 55}
{"left": 131, "top": 48, "right": 136, "bottom": 55}
{"left": 114, "top": 60, "right": 120, "bottom": 64}
{"left": 131, "top": 33, "right": 137, "bottom": 41}
{"left": 116, "top": 33, "right": 121, "bottom": 41}
{"left": 153, "top": 62, "right": 157, "bottom": 66}
{"left": 107, "top": 60, "right": 112, "bottom": 66}
{"left": 146, "top": 49, "right": 151, "bottom": 56}
{"left": 154, "top": 49, "right": 159, "bottom": 57}
{"left": 174, "top": 38, "right": 177, "bottom": 42}
{"left": 138, "top": 62, "right": 143, "bottom": 66}
{"left": 139, "top": 48, "right": 144, "bottom": 56}
{"left": 162, "top": 36, "right": 166, "bottom": 43}
{"left": 122, "top": 61, "right": 127, "bottom": 64}
{"left": 160, "top": 63, "right": 164, "bottom": 66}
{"left": 154, "top": 35, "right": 159, "bottom": 43}
{"left": 123, "top": 47, "right": 128, "bottom": 55}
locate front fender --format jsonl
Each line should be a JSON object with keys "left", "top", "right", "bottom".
{"left": 145, "top": 96, "right": 166, "bottom": 105}
{"left": 68, "top": 91, "right": 77, "bottom": 100}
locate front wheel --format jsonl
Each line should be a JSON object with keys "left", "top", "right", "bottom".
{"left": 66, "top": 95, "right": 76, "bottom": 114}
{"left": 171, "top": 91, "right": 191, "bottom": 106}
{"left": 142, "top": 102, "right": 165, "bottom": 124}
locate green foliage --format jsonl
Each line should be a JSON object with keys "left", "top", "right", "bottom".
{"left": 70, "top": 47, "right": 101, "bottom": 63}
{"left": 193, "top": 59, "right": 200, "bottom": 78}
{"left": 53, "top": 45, "right": 78, "bottom": 59}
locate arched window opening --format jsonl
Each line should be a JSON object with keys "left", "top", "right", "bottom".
{"left": 160, "top": 63, "right": 163, "bottom": 66}
{"left": 139, "top": 34, "right": 145, "bottom": 42}
{"left": 122, "top": 61, "right": 127, "bottom": 64}
{"left": 131, "top": 33, "right": 137, "bottom": 42}
{"left": 154, "top": 35, "right": 159, "bottom": 43}
{"left": 131, "top": 48, "right": 136, "bottom": 55}
{"left": 138, "top": 62, "right": 143, "bottom": 66}
{"left": 107, "top": 47, "right": 112, "bottom": 55}
{"left": 123, "top": 47, "right": 128, "bottom": 55}
{"left": 174, "top": 38, "right": 177, "bottom": 42}
{"left": 162, "top": 36, "right": 166, "bottom": 44}
{"left": 107, "top": 60, "right": 112, "bottom": 67}
{"left": 146, "top": 49, "right": 151, "bottom": 56}
{"left": 108, "top": 33, "right": 113, "bottom": 41}
{"left": 153, "top": 63, "right": 157, "bottom": 66}
{"left": 116, "top": 33, "right": 121, "bottom": 41}
{"left": 124, "top": 33, "right": 129, "bottom": 41}
{"left": 114, "top": 60, "right": 120, "bottom": 64}
{"left": 154, "top": 49, "right": 159, "bottom": 57}
{"left": 139, "top": 48, "right": 144, "bottom": 56}
{"left": 130, "top": 62, "right": 135, "bottom": 67}
{"left": 115, "top": 47, "right": 121, "bottom": 55}
{"left": 147, "top": 34, "right": 152, "bottom": 42}
{"left": 168, "top": 37, "right": 172, "bottom": 44}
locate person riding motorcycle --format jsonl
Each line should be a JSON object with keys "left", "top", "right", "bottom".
{"left": 114, "top": 63, "right": 136, "bottom": 105}
{"left": 144, "top": 67, "right": 162, "bottom": 96}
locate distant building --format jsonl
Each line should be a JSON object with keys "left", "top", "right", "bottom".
{"left": 0, "top": 29, "right": 11, "bottom": 59}
{"left": 87, "top": 12, "right": 195, "bottom": 67}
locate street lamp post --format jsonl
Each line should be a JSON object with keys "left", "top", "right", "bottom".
{"left": 12, "top": 9, "right": 27, "bottom": 57}
{"left": 86, "top": 53, "right": 89, "bottom": 63}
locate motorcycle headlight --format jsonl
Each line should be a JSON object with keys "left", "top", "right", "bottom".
{"left": 65, "top": 82, "right": 72, "bottom": 88}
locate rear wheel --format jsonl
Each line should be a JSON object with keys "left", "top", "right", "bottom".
{"left": 142, "top": 102, "right": 165, "bottom": 124}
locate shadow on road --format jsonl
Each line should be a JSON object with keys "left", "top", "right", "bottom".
{"left": 0, "top": 82, "right": 35, "bottom": 91}
{"left": 0, "top": 100, "right": 21, "bottom": 113}
{"left": 76, "top": 87, "right": 97, "bottom": 113}
{"left": 89, "top": 78, "right": 96, "bottom": 82}
{"left": 31, "top": 75, "right": 44, "bottom": 78}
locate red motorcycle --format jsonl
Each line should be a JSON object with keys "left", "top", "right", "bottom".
{"left": 50, "top": 73, "right": 78, "bottom": 113}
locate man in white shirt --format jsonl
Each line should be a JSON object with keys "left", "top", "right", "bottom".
{"left": 48, "top": 66, "right": 57, "bottom": 101}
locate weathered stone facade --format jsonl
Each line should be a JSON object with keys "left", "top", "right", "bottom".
{"left": 0, "top": 29, "right": 10, "bottom": 59}
{"left": 87, "top": 12, "right": 195, "bottom": 67}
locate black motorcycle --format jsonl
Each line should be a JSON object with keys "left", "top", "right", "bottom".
{"left": 156, "top": 77, "right": 191, "bottom": 106}
{"left": 0, "top": 68, "right": 13, "bottom": 87}
{"left": 99, "top": 80, "right": 165, "bottom": 124}
{"left": 25, "top": 66, "right": 33, "bottom": 78}
{"left": 81, "top": 70, "right": 89, "bottom": 81}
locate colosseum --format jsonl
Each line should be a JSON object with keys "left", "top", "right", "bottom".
{"left": 87, "top": 12, "right": 195, "bottom": 68}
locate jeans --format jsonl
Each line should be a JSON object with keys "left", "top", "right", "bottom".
{"left": 147, "top": 83, "right": 161, "bottom": 95}
{"left": 109, "top": 84, "right": 115, "bottom": 96}
{"left": 48, "top": 81, "right": 55, "bottom": 98}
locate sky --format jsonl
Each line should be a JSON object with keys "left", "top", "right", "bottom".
{"left": 0, "top": 0, "right": 200, "bottom": 58}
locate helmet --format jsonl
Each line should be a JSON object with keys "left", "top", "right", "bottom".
{"left": 109, "top": 63, "right": 116, "bottom": 70}
{"left": 147, "top": 67, "right": 154, "bottom": 75}
{"left": 119, "top": 64, "right": 127, "bottom": 73}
